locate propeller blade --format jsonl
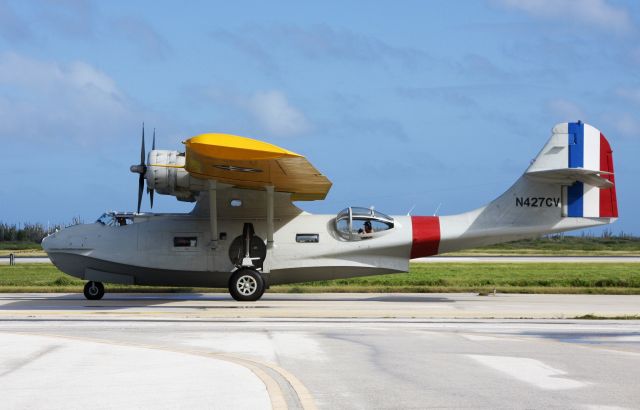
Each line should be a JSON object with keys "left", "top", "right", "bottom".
{"left": 140, "top": 123, "right": 146, "bottom": 166}
{"left": 137, "top": 173, "right": 144, "bottom": 213}
{"left": 152, "top": 128, "right": 156, "bottom": 150}
{"left": 149, "top": 189, "right": 154, "bottom": 209}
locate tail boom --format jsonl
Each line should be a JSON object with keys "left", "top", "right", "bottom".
{"left": 409, "top": 122, "right": 618, "bottom": 258}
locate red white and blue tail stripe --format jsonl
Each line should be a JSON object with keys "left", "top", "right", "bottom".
{"left": 566, "top": 122, "right": 618, "bottom": 218}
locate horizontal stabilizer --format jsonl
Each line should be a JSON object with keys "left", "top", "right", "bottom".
{"left": 526, "top": 168, "right": 614, "bottom": 188}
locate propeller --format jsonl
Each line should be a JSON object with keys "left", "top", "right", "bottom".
{"left": 129, "top": 123, "right": 149, "bottom": 214}
{"left": 148, "top": 129, "right": 156, "bottom": 209}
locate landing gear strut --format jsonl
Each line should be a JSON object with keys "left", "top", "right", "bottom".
{"left": 229, "top": 268, "right": 265, "bottom": 301}
{"left": 83, "top": 281, "right": 105, "bottom": 300}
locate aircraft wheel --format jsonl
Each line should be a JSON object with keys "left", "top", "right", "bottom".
{"left": 229, "top": 269, "right": 265, "bottom": 301}
{"left": 83, "top": 281, "right": 104, "bottom": 300}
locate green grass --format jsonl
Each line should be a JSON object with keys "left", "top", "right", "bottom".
{"left": 269, "top": 262, "right": 640, "bottom": 294}
{"left": 0, "top": 242, "right": 42, "bottom": 250}
{"left": 448, "top": 236, "right": 640, "bottom": 256}
{"left": 2, "top": 263, "right": 640, "bottom": 294}
{"left": 0, "top": 242, "right": 44, "bottom": 256}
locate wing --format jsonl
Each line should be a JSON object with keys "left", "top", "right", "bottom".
{"left": 184, "top": 133, "right": 332, "bottom": 201}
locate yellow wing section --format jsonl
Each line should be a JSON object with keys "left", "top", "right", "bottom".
{"left": 184, "top": 133, "right": 332, "bottom": 201}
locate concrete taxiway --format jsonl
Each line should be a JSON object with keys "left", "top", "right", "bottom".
{"left": 0, "top": 292, "right": 638, "bottom": 319}
{"left": 1, "top": 293, "right": 639, "bottom": 409}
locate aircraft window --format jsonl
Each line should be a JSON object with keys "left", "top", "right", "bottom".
{"left": 350, "top": 207, "right": 372, "bottom": 217}
{"left": 335, "top": 207, "right": 394, "bottom": 240}
{"left": 97, "top": 212, "right": 134, "bottom": 227}
{"left": 115, "top": 216, "right": 133, "bottom": 226}
{"left": 174, "top": 236, "right": 198, "bottom": 247}
{"left": 296, "top": 233, "right": 319, "bottom": 243}
{"left": 96, "top": 213, "right": 115, "bottom": 226}
{"left": 336, "top": 218, "right": 350, "bottom": 235}
{"left": 230, "top": 199, "right": 243, "bottom": 207}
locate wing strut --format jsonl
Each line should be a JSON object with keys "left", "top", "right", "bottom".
{"left": 263, "top": 185, "right": 274, "bottom": 273}
{"left": 208, "top": 180, "right": 218, "bottom": 249}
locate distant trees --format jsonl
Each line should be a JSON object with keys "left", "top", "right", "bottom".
{"left": 0, "top": 223, "right": 59, "bottom": 243}
{"left": 0, "top": 218, "right": 84, "bottom": 244}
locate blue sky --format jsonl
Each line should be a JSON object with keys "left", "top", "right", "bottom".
{"left": 0, "top": 0, "right": 638, "bottom": 234}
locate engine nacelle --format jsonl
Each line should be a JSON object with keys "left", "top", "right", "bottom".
{"left": 146, "top": 150, "right": 206, "bottom": 202}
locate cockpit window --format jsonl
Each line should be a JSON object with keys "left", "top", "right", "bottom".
{"left": 335, "top": 207, "right": 394, "bottom": 240}
{"left": 96, "top": 212, "right": 134, "bottom": 227}
{"left": 96, "top": 213, "right": 115, "bottom": 226}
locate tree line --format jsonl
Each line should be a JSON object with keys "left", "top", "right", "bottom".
{"left": 0, "top": 217, "right": 83, "bottom": 244}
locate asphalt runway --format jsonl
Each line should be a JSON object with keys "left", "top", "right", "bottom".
{"left": 1, "top": 293, "right": 639, "bottom": 409}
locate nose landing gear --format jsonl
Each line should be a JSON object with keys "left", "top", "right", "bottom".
{"left": 83, "top": 281, "right": 105, "bottom": 300}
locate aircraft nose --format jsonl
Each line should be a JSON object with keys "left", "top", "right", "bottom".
{"left": 41, "top": 233, "right": 52, "bottom": 252}
{"left": 41, "top": 231, "right": 60, "bottom": 253}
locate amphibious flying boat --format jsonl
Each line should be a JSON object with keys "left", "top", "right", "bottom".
{"left": 42, "top": 122, "right": 618, "bottom": 301}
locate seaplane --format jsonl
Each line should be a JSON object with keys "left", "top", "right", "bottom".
{"left": 42, "top": 121, "right": 618, "bottom": 301}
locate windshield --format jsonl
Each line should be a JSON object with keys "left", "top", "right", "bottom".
{"left": 96, "top": 213, "right": 115, "bottom": 226}
{"left": 96, "top": 212, "right": 134, "bottom": 227}
{"left": 335, "top": 207, "right": 394, "bottom": 240}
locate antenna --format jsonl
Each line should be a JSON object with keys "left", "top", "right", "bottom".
{"left": 406, "top": 205, "right": 416, "bottom": 216}
{"left": 433, "top": 203, "right": 442, "bottom": 216}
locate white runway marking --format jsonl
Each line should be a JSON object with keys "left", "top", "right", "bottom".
{"left": 467, "top": 354, "right": 587, "bottom": 390}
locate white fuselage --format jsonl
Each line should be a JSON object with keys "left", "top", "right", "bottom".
{"left": 42, "top": 209, "right": 414, "bottom": 287}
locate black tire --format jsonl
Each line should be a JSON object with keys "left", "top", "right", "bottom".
{"left": 229, "top": 269, "right": 265, "bottom": 301}
{"left": 83, "top": 281, "right": 105, "bottom": 300}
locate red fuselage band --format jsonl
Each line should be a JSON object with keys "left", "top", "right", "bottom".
{"left": 410, "top": 216, "right": 441, "bottom": 258}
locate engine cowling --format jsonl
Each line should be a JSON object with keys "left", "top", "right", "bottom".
{"left": 146, "top": 150, "right": 206, "bottom": 202}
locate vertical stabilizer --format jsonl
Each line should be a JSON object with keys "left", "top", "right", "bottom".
{"left": 525, "top": 121, "right": 618, "bottom": 218}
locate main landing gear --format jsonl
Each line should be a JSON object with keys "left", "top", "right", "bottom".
{"left": 229, "top": 268, "right": 265, "bottom": 302}
{"left": 83, "top": 281, "right": 105, "bottom": 300}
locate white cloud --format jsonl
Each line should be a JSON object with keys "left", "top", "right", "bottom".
{"left": 198, "top": 88, "right": 311, "bottom": 138}
{"left": 245, "top": 90, "right": 310, "bottom": 137}
{"left": 495, "top": 0, "right": 633, "bottom": 33}
{"left": 547, "top": 99, "right": 585, "bottom": 121}
{"left": 0, "top": 53, "right": 134, "bottom": 144}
